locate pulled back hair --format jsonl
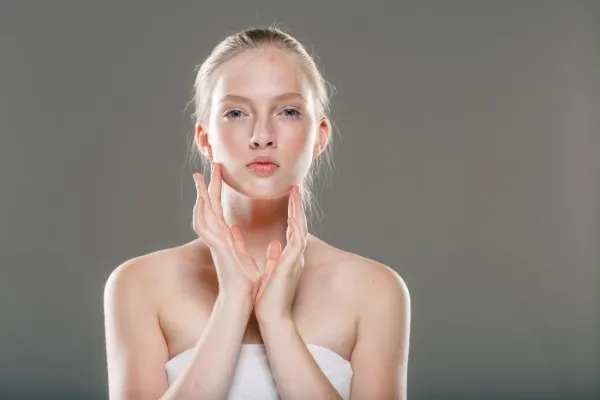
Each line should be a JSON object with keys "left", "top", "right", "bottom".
{"left": 187, "top": 25, "right": 337, "bottom": 225}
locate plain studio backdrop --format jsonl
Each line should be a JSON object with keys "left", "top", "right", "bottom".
{"left": 1, "top": 1, "right": 598, "bottom": 399}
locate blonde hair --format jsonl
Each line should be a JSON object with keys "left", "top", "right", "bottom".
{"left": 187, "top": 25, "right": 337, "bottom": 226}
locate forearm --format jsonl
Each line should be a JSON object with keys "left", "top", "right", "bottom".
{"left": 258, "top": 316, "right": 342, "bottom": 400}
{"left": 161, "top": 295, "right": 253, "bottom": 400}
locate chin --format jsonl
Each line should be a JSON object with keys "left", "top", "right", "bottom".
{"left": 225, "top": 178, "right": 293, "bottom": 200}
{"left": 221, "top": 166, "right": 298, "bottom": 199}
{"left": 239, "top": 182, "right": 293, "bottom": 200}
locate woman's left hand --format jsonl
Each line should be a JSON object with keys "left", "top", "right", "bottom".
{"left": 254, "top": 185, "right": 308, "bottom": 324}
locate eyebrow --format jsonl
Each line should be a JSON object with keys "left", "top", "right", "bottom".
{"left": 217, "top": 92, "right": 307, "bottom": 104}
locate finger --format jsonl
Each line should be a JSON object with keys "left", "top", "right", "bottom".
{"left": 288, "top": 186, "right": 294, "bottom": 219}
{"left": 284, "top": 188, "right": 295, "bottom": 245}
{"left": 197, "top": 172, "right": 219, "bottom": 225}
{"left": 263, "top": 241, "right": 281, "bottom": 280}
{"left": 290, "top": 214, "right": 304, "bottom": 252}
{"left": 256, "top": 241, "right": 281, "bottom": 300}
{"left": 292, "top": 190, "right": 306, "bottom": 245}
{"left": 265, "top": 240, "right": 281, "bottom": 274}
{"left": 289, "top": 216, "right": 306, "bottom": 273}
{"left": 198, "top": 196, "right": 207, "bottom": 225}
{"left": 230, "top": 224, "right": 249, "bottom": 255}
{"left": 276, "top": 216, "right": 301, "bottom": 277}
{"left": 193, "top": 174, "right": 205, "bottom": 225}
{"left": 281, "top": 215, "right": 298, "bottom": 262}
{"left": 294, "top": 187, "right": 308, "bottom": 236}
{"left": 194, "top": 173, "right": 202, "bottom": 204}
{"left": 194, "top": 195, "right": 219, "bottom": 245}
{"left": 194, "top": 173, "right": 206, "bottom": 207}
{"left": 196, "top": 172, "right": 212, "bottom": 210}
{"left": 285, "top": 214, "right": 294, "bottom": 248}
{"left": 208, "top": 162, "right": 224, "bottom": 220}
{"left": 268, "top": 240, "right": 282, "bottom": 260}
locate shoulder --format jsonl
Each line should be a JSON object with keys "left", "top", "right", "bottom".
{"left": 105, "top": 248, "right": 168, "bottom": 296}
{"left": 103, "top": 244, "right": 201, "bottom": 398}
{"left": 317, "top": 241, "right": 411, "bottom": 398}
{"left": 344, "top": 254, "right": 410, "bottom": 315}
{"left": 309, "top": 235, "right": 410, "bottom": 309}
{"left": 350, "top": 255, "right": 409, "bottom": 307}
{"left": 103, "top": 240, "right": 206, "bottom": 307}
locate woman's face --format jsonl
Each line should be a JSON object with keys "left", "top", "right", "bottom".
{"left": 196, "top": 46, "right": 329, "bottom": 199}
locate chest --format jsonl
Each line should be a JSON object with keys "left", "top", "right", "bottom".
{"left": 159, "top": 265, "right": 358, "bottom": 362}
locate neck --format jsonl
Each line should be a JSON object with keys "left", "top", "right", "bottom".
{"left": 221, "top": 183, "right": 291, "bottom": 267}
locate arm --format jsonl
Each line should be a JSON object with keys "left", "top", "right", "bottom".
{"left": 258, "top": 316, "right": 343, "bottom": 400}
{"left": 104, "top": 257, "right": 253, "bottom": 400}
{"left": 349, "top": 265, "right": 411, "bottom": 400}
{"left": 104, "top": 258, "right": 169, "bottom": 399}
{"left": 161, "top": 293, "right": 253, "bottom": 400}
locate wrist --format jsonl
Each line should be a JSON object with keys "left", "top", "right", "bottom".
{"left": 257, "top": 313, "right": 295, "bottom": 340}
{"left": 255, "top": 310, "right": 293, "bottom": 327}
{"left": 215, "top": 291, "right": 254, "bottom": 314}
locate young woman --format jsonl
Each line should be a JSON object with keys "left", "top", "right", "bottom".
{"left": 104, "top": 26, "right": 411, "bottom": 400}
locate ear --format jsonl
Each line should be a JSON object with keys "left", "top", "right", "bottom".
{"left": 313, "top": 117, "right": 331, "bottom": 159}
{"left": 195, "top": 122, "right": 213, "bottom": 162}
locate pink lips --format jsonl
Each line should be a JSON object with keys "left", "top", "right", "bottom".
{"left": 247, "top": 162, "right": 279, "bottom": 176}
{"left": 246, "top": 156, "right": 279, "bottom": 176}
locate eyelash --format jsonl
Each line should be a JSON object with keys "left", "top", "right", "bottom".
{"left": 224, "top": 108, "right": 303, "bottom": 120}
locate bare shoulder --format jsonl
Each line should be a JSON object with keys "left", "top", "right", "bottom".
{"left": 104, "top": 240, "right": 207, "bottom": 305}
{"left": 105, "top": 247, "right": 172, "bottom": 294}
{"left": 313, "top": 237, "right": 411, "bottom": 398}
{"left": 103, "top": 243, "right": 205, "bottom": 398}
{"left": 309, "top": 235, "right": 410, "bottom": 309}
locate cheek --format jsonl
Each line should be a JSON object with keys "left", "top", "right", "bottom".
{"left": 287, "top": 132, "right": 311, "bottom": 153}
{"left": 282, "top": 126, "right": 315, "bottom": 168}
{"left": 209, "top": 125, "right": 246, "bottom": 158}
{"left": 280, "top": 117, "right": 314, "bottom": 146}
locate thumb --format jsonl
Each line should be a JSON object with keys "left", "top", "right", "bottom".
{"left": 263, "top": 240, "right": 282, "bottom": 280}
{"left": 256, "top": 240, "right": 281, "bottom": 301}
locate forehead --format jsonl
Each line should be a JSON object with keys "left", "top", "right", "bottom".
{"left": 212, "top": 46, "right": 313, "bottom": 103}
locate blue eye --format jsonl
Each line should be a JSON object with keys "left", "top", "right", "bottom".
{"left": 224, "top": 110, "right": 243, "bottom": 119}
{"left": 282, "top": 108, "right": 301, "bottom": 118}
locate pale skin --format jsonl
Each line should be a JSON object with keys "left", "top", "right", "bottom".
{"left": 104, "top": 45, "right": 410, "bottom": 399}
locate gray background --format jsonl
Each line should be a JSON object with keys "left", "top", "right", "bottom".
{"left": 1, "top": 1, "right": 598, "bottom": 399}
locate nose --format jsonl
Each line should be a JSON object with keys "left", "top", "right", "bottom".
{"left": 250, "top": 123, "right": 277, "bottom": 149}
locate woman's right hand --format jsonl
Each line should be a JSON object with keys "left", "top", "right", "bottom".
{"left": 193, "top": 163, "right": 262, "bottom": 305}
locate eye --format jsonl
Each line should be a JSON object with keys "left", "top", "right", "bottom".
{"left": 281, "top": 108, "right": 302, "bottom": 119}
{"left": 224, "top": 109, "right": 244, "bottom": 119}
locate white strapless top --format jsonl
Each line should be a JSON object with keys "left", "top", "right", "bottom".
{"left": 165, "top": 344, "right": 353, "bottom": 399}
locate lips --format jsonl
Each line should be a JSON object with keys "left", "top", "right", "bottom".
{"left": 246, "top": 157, "right": 279, "bottom": 176}
{"left": 247, "top": 156, "right": 279, "bottom": 166}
